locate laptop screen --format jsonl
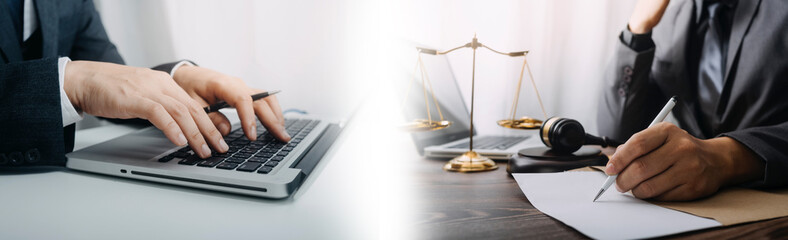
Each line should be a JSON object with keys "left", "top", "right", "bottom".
{"left": 401, "top": 53, "right": 474, "bottom": 154}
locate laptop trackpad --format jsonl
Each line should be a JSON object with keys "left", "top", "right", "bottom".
{"left": 69, "top": 127, "right": 178, "bottom": 162}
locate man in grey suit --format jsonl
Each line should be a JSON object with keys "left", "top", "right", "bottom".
{"left": 0, "top": 0, "right": 290, "bottom": 168}
{"left": 598, "top": 0, "right": 788, "bottom": 201}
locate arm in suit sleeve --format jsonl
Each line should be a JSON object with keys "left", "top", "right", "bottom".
{"left": 0, "top": 0, "right": 124, "bottom": 167}
{"left": 722, "top": 123, "right": 788, "bottom": 187}
{"left": 597, "top": 27, "right": 665, "bottom": 142}
{"left": 66, "top": 0, "right": 196, "bottom": 78}
{"left": 0, "top": 58, "right": 64, "bottom": 166}
{"left": 151, "top": 60, "right": 197, "bottom": 75}
{"left": 68, "top": 0, "right": 124, "bottom": 64}
{"left": 66, "top": 0, "right": 195, "bottom": 75}
{"left": 69, "top": 1, "right": 198, "bottom": 75}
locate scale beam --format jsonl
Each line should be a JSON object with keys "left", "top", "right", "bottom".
{"left": 405, "top": 34, "right": 549, "bottom": 172}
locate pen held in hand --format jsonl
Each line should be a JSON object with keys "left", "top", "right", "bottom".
{"left": 203, "top": 90, "right": 281, "bottom": 113}
{"left": 592, "top": 96, "right": 677, "bottom": 202}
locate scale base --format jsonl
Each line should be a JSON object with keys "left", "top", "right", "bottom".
{"left": 444, "top": 151, "right": 498, "bottom": 172}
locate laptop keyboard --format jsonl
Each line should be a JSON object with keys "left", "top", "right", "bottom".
{"left": 446, "top": 136, "right": 528, "bottom": 150}
{"left": 157, "top": 119, "right": 320, "bottom": 174}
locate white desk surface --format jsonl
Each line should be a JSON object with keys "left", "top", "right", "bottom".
{"left": 0, "top": 102, "right": 418, "bottom": 240}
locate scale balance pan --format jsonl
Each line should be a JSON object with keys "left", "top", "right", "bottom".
{"left": 399, "top": 119, "right": 452, "bottom": 132}
{"left": 497, "top": 116, "right": 542, "bottom": 130}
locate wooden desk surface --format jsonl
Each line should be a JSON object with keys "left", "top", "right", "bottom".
{"left": 413, "top": 157, "right": 788, "bottom": 239}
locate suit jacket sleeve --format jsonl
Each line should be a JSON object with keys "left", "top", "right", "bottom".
{"left": 151, "top": 60, "right": 198, "bottom": 75}
{"left": 597, "top": 28, "right": 665, "bottom": 142}
{"left": 0, "top": 58, "right": 64, "bottom": 166}
{"left": 722, "top": 124, "right": 788, "bottom": 187}
{"left": 0, "top": 0, "right": 125, "bottom": 167}
{"left": 67, "top": 0, "right": 124, "bottom": 64}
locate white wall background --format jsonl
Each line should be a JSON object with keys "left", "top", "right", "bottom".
{"left": 92, "top": 0, "right": 639, "bottom": 135}
{"left": 94, "top": 0, "right": 384, "bottom": 121}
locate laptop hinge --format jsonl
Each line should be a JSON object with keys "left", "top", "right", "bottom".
{"left": 290, "top": 123, "right": 340, "bottom": 176}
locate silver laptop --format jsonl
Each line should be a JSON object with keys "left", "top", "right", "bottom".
{"left": 404, "top": 52, "right": 540, "bottom": 160}
{"left": 66, "top": 118, "right": 341, "bottom": 199}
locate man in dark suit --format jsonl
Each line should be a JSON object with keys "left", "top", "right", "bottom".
{"left": 598, "top": 0, "right": 788, "bottom": 201}
{"left": 0, "top": 0, "right": 290, "bottom": 168}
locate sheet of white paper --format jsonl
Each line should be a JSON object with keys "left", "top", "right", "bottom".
{"left": 513, "top": 172, "right": 721, "bottom": 239}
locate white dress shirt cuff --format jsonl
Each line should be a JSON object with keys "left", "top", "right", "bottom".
{"left": 170, "top": 60, "right": 195, "bottom": 76}
{"left": 59, "top": 57, "right": 83, "bottom": 127}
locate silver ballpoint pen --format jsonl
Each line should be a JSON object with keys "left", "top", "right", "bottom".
{"left": 593, "top": 96, "right": 677, "bottom": 202}
{"left": 203, "top": 90, "right": 281, "bottom": 113}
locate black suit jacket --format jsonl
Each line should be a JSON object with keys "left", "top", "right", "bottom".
{"left": 598, "top": 0, "right": 788, "bottom": 187}
{"left": 0, "top": 0, "right": 180, "bottom": 167}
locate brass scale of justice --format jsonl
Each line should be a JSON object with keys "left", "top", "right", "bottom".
{"left": 402, "top": 34, "right": 549, "bottom": 172}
